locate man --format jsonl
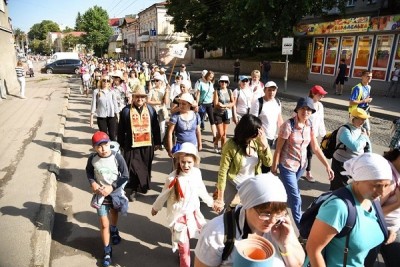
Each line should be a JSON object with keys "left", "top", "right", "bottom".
{"left": 233, "top": 59, "right": 240, "bottom": 82}
{"left": 335, "top": 58, "right": 347, "bottom": 95}
{"left": 260, "top": 60, "right": 271, "bottom": 83}
{"left": 176, "top": 64, "right": 191, "bottom": 82}
{"left": 118, "top": 84, "right": 161, "bottom": 201}
{"left": 348, "top": 70, "right": 373, "bottom": 136}
{"left": 250, "top": 81, "right": 283, "bottom": 172}
{"left": 27, "top": 57, "right": 34, "bottom": 77}
{"left": 386, "top": 63, "right": 400, "bottom": 98}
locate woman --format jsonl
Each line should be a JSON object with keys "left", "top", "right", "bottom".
{"left": 330, "top": 107, "right": 372, "bottom": 190}
{"left": 306, "top": 153, "right": 392, "bottom": 266}
{"left": 249, "top": 69, "right": 264, "bottom": 101}
{"left": 15, "top": 60, "right": 26, "bottom": 99}
{"left": 111, "top": 71, "right": 128, "bottom": 112}
{"left": 90, "top": 75, "right": 119, "bottom": 141}
{"left": 170, "top": 80, "right": 197, "bottom": 115}
{"left": 148, "top": 73, "right": 169, "bottom": 143}
{"left": 195, "top": 174, "right": 305, "bottom": 266}
{"left": 166, "top": 93, "right": 202, "bottom": 158}
{"left": 213, "top": 114, "right": 272, "bottom": 212}
{"left": 196, "top": 71, "right": 217, "bottom": 140}
{"left": 232, "top": 75, "right": 252, "bottom": 124}
{"left": 213, "top": 75, "right": 234, "bottom": 153}
{"left": 304, "top": 85, "right": 328, "bottom": 183}
{"left": 170, "top": 74, "right": 183, "bottom": 104}
{"left": 272, "top": 97, "right": 334, "bottom": 229}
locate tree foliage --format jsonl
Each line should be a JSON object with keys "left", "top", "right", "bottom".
{"left": 166, "top": 0, "right": 348, "bottom": 55}
{"left": 29, "top": 39, "right": 52, "bottom": 55}
{"left": 62, "top": 34, "right": 81, "bottom": 51}
{"left": 77, "top": 6, "right": 113, "bottom": 56}
{"left": 75, "top": 12, "right": 84, "bottom": 31}
{"left": 27, "top": 20, "right": 60, "bottom": 40}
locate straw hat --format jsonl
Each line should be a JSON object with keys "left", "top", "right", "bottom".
{"left": 131, "top": 84, "right": 147, "bottom": 96}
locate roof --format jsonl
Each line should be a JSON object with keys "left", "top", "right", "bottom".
{"left": 109, "top": 18, "right": 121, "bottom": 27}
{"left": 64, "top": 32, "right": 85, "bottom": 37}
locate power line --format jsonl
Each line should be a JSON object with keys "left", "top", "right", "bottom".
{"left": 109, "top": 0, "right": 124, "bottom": 14}
{"left": 114, "top": 0, "right": 140, "bottom": 17}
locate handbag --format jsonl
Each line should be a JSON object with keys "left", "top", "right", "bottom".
{"left": 90, "top": 193, "right": 104, "bottom": 209}
{"left": 223, "top": 109, "right": 232, "bottom": 120}
{"left": 198, "top": 104, "right": 206, "bottom": 113}
{"left": 172, "top": 222, "right": 188, "bottom": 244}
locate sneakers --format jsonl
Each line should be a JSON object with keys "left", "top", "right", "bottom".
{"left": 213, "top": 145, "right": 220, "bottom": 154}
{"left": 111, "top": 228, "right": 121, "bottom": 245}
{"left": 102, "top": 245, "right": 112, "bottom": 267}
{"left": 303, "top": 172, "right": 316, "bottom": 183}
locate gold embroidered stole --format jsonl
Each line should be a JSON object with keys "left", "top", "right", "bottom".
{"left": 130, "top": 104, "right": 152, "bottom": 147}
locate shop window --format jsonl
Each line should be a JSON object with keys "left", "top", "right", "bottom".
{"left": 389, "top": 36, "right": 400, "bottom": 80}
{"left": 339, "top": 36, "right": 355, "bottom": 77}
{"left": 310, "top": 37, "right": 325, "bottom": 74}
{"left": 371, "top": 35, "right": 394, "bottom": 81}
{"left": 323, "top": 37, "right": 339, "bottom": 76}
{"left": 346, "top": 0, "right": 355, "bottom": 7}
{"left": 352, "top": 35, "right": 373, "bottom": 78}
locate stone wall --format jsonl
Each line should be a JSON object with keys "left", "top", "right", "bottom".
{"left": 192, "top": 58, "right": 309, "bottom": 81}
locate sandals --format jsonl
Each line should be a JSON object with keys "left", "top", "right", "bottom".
{"left": 304, "top": 172, "right": 316, "bottom": 183}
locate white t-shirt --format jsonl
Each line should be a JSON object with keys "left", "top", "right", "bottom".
{"left": 392, "top": 68, "right": 400, "bottom": 82}
{"left": 250, "top": 81, "right": 264, "bottom": 101}
{"left": 250, "top": 98, "right": 281, "bottom": 140}
{"left": 233, "top": 150, "right": 258, "bottom": 185}
{"left": 233, "top": 87, "right": 253, "bottom": 115}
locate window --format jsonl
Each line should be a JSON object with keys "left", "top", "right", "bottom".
{"left": 371, "top": 35, "right": 394, "bottom": 81}
{"left": 338, "top": 36, "right": 355, "bottom": 77}
{"left": 323, "top": 37, "right": 340, "bottom": 76}
{"left": 346, "top": 0, "right": 355, "bottom": 7}
{"left": 310, "top": 37, "right": 325, "bottom": 74}
{"left": 352, "top": 35, "right": 373, "bottom": 78}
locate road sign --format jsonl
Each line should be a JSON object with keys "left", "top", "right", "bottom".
{"left": 282, "top": 37, "right": 294, "bottom": 55}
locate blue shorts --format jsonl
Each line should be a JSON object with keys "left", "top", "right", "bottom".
{"left": 97, "top": 204, "right": 113, "bottom": 216}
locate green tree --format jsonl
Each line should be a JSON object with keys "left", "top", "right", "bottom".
{"left": 28, "top": 20, "right": 60, "bottom": 40}
{"left": 62, "top": 34, "right": 80, "bottom": 51}
{"left": 63, "top": 26, "right": 74, "bottom": 33}
{"left": 78, "top": 6, "right": 113, "bottom": 56}
{"left": 166, "top": 0, "right": 348, "bottom": 55}
{"left": 14, "top": 28, "right": 26, "bottom": 51}
{"left": 75, "top": 12, "right": 84, "bottom": 31}
{"left": 29, "top": 39, "right": 52, "bottom": 55}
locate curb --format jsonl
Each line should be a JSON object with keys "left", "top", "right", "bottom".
{"left": 32, "top": 87, "right": 70, "bottom": 267}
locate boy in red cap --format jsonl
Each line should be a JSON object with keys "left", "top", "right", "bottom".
{"left": 86, "top": 131, "right": 129, "bottom": 267}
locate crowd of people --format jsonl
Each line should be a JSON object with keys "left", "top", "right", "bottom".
{"left": 81, "top": 57, "right": 400, "bottom": 267}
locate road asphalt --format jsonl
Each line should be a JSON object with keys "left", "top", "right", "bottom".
{"left": 0, "top": 63, "right": 398, "bottom": 267}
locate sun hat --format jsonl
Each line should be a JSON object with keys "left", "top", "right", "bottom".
{"left": 153, "top": 73, "right": 163, "bottom": 81}
{"left": 142, "top": 62, "right": 148, "bottom": 66}
{"left": 264, "top": 81, "right": 278, "bottom": 89}
{"left": 239, "top": 75, "right": 249, "bottom": 82}
{"left": 351, "top": 107, "right": 370, "bottom": 119}
{"left": 180, "top": 79, "right": 192, "bottom": 89}
{"left": 294, "top": 97, "right": 316, "bottom": 113}
{"left": 238, "top": 173, "right": 287, "bottom": 210}
{"left": 341, "top": 153, "right": 392, "bottom": 182}
{"left": 112, "top": 70, "right": 124, "bottom": 80}
{"left": 310, "top": 85, "right": 327, "bottom": 95}
{"left": 218, "top": 75, "right": 230, "bottom": 84}
{"left": 179, "top": 93, "right": 194, "bottom": 105}
{"left": 172, "top": 142, "right": 200, "bottom": 165}
{"left": 201, "top": 70, "right": 208, "bottom": 77}
{"left": 131, "top": 84, "right": 147, "bottom": 96}
{"left": 92, "top": 131, "right": 110, "bottom": 146}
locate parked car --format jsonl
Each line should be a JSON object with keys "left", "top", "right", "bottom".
{"left": 41, "top": 59, "right": 82, "bottom": 74}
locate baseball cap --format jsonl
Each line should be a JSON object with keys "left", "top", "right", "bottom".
{"left": 218, "top": 75, "right": 230, "bottom": 84}
{"left": 239, "top": 75, "right": 249, "bottom": 82}
{"left": 264, "top": 81, "right": 278, "bottom": 89}
{"left": 92, "top": 131, "right": 110, "bottom": 146}
{"left": 294, "top": 97, "right": 316, "bottom": 113}
{"left": 310, "top": 85, "right": 327, "bottom": 95}
{"left": 351, "top": 108, "right": 370, "bottom": 119}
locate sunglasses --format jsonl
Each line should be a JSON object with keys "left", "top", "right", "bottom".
{"left": 219, "top": 81, "right": 228, "bottom": 84}
{"left": 241, "top": 79, "right": 249, "bottom": 82}
{"left": 102, "top": 79, "right": 110, "bottom": 82}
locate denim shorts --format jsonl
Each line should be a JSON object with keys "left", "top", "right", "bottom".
{"left": 97, "top": 204, "right": 112, "bottom": 216}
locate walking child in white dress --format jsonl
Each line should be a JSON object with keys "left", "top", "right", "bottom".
{"left": 151, "top": 142, "right": 213, "bottom": 267}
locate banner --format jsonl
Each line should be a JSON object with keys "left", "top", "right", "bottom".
{"left": 170, "top": 46, "right": 187, "bottom": 58}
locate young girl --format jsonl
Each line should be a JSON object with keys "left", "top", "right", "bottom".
{"left": 151, "top": 142, "right": 213, "bottom": 267}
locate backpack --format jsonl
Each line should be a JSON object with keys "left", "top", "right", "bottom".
{"left": 320, "top": 125, "right": 351, "bottom": 159}
{"left": 257, "top": 97, "right": 281, "bottom": 115}
{"left": 222, "top": 206, "right": 242, "bottom": 261}
{"left": 299, "top": 186, "right": 388, "bottom": 240}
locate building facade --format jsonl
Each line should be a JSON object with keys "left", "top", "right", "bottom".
{"left": 120, "top": 16, "right": 140, "bottom": 60}
{"left": 138, "top": 2, "right": 192, "bottom": 65}
{"left": 295, "top": 0, "right": 400, "bottom": 90}
{"left": 0, "top": 0, "right": 19, "bottom": 95}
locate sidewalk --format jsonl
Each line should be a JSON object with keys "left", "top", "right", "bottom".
{"left": 186, "top": 67, "right": 400, "bottom": 121}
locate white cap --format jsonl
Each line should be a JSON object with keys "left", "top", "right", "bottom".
{"left": 264, "top": 81, "right": 278, "bottom": 89}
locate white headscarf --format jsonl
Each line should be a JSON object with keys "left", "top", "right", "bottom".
{"left": 238, "top": 173, "right": 287, "bottom": 210}
{"left": 341, "top": 153, "right": 392, "bottom": 182}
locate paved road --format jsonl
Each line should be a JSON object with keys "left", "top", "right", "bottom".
{"left": 50, "top": 76, "right": 388, "bottom": 266}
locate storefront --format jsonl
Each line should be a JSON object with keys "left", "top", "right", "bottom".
{"left": 295, "top": 14, "right": 400, "bottom": 90}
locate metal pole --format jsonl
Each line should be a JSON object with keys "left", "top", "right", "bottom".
{"left": 284, "top": 54, "right": 289, "bottom": 92}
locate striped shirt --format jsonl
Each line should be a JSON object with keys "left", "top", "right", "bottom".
{"left": 15, "top": 67, "right": 25, "bottom": 77}
{"left": 278, "top": 117, "right": 313, "bottom": 172}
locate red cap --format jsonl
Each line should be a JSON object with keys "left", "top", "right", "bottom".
{"left": 310, "top": 85, "right": 327, "bottom": 95}
{"left": 92, "top": 131, "right": 110, "bottom": 146}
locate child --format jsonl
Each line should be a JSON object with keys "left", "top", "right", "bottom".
{"left": 151, "top": 142, "right": 213, "bottom": 267}
{"left": 86, "top": 131, "right": 129, "bottom": 267}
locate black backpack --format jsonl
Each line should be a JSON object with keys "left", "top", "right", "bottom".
{"left": 257, "top": 97, "right": 281, "bottom": 115}
{"left": 320, "top": 125, "right": 351, "bottom": 159}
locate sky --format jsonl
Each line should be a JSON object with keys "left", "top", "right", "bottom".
{"left": 8, "top": 0, "right": 162, "bottom": 33}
